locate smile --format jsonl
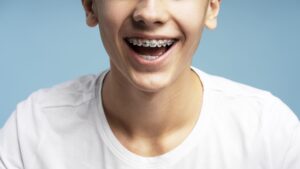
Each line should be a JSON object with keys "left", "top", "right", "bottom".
{"left": 124, "top": 38, "right": 178, "bottom": 61}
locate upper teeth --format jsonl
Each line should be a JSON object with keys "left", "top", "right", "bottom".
{"left": 127, "top": 38, "right": 175, "bottom": 48}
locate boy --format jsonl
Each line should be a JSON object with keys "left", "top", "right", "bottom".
{"left": 0, "top": 0, "right": 299, "bottom": 168}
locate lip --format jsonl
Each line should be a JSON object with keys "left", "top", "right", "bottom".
{"left": 123, "top": 33, "right": 179, "bottom": 41}
{"left": 123, "top": 37, "right": 179, "bottom": 69}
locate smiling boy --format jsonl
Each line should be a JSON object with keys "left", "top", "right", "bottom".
{"left": 0, "top": 0, "right": 300, "bottom": 169}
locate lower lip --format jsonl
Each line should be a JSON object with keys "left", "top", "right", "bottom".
{"left": 125, "top": 41, "right": 178, "bottom": 68}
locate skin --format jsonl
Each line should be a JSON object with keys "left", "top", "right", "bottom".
{"left": 82, "top": 0, "right": 221, "bottom": 156}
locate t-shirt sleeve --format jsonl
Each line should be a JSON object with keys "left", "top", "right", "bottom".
{"left": 0, "top": 111, "right": 24, "bottom": 169}
{"left": 264, "top": 96, "right": 300, "bottom": 169}
{"left": 0, "top": 92, "right": 38, "bottom": 169}
{"left": 282, "top": 124, "right": 300, "bottom": 169}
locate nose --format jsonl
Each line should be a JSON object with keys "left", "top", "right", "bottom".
{"left": 133, "top": 0, "right": 169, "bottom": 28}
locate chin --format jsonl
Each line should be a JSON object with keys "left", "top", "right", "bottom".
{"left": 129, "top": 71, "right": 173, "bottom": 93}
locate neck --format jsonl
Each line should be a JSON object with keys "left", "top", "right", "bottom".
{"left": 102, "top": 68, "right": 203, "bottom": 139}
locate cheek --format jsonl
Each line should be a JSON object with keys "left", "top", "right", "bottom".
{"left": 97, "top": 7, "right": 127, "bottom": 60}
{"left": 98, "top": 9, "right": 122, "bottom": 40}
{"left": 169, "top": 1, "right": 207, "bottom": 37}
{"left": 172, "top": 6, "right": 206, "bottom": 58}
{"left": 97, "top": 1, "right": 133, "bottom": 34}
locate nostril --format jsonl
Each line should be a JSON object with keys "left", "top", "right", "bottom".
{"left": 132, "top": 4, "right": 169, "bottom": 28}
{"left": 133, "top": 19, "right": 163, "bottom": 28}
{"left": 132, "top": 19, "right": 148, "bottom": 29}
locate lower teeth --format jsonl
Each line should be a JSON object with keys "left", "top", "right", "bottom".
{"left": 140, "top": 55, "right": 159, "bottom": 61}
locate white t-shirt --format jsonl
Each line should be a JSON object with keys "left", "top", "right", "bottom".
{"left": 0, "top": 67, "right": 299, "bottom": 169}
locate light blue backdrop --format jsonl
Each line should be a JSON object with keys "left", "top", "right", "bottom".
{"left": 0, "top": 0, "right": 299, "bottom": 127}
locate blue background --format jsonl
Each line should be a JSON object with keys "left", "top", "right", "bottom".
{"left": 0, "top": 0, "right": 299, "bottom": 127}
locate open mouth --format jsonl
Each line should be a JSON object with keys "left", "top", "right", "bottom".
{"left": 124, "top": 38, "right": 178, "bottom": 61}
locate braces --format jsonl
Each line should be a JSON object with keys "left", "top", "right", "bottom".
{"left": 128, "top": 39, "right": 175, "bottom": 48}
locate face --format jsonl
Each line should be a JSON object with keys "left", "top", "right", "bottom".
{"left": 84, "top": 0, "right": 220, "bottom": 93}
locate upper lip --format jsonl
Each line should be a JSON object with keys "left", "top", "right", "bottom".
{"left": 124, "top": 33, "right": 179, "bottom": 40}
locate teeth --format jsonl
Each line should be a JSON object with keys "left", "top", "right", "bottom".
{"left": 137, "top": 39, "right": 142, "bottom": 46}
{"left": 127, "top": 38, "right": 175, "bottom": 48}
{"left": 140, "top": 55, "right": 159, "bottom": 61}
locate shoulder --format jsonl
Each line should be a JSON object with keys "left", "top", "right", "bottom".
{"left": 0, "top": 72, "right": 108, "bottom": 166}
{"left": 193, "top": 67, "right": 270, "bottom": 98}
{"left": 193, "top": 67, "right": 282, "bottom": 109}
{"left": 193, "top": 67, "right": 299, "bottom": 138}
{"left": 11, "top": 71, "right": 107, "bottom": 132}
{"left": 30, "top": 74, "right": 100, "bottom": 108}
{"left": 193, "top": 67, "right": 298, "bottom": 122}
{"left": 193, "top": 67, "right": 300, "bottom": 167}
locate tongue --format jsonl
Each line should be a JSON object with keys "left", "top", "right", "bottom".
{"left": 132, "top": 46, "right": 168, "bottom": 56}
